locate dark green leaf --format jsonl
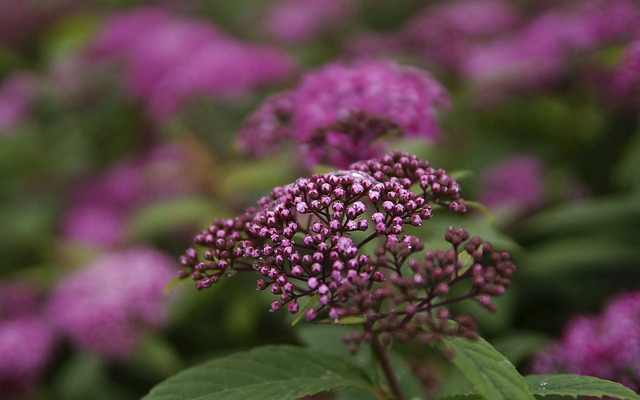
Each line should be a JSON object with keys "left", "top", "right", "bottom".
{"left": 443, "top": 337, "right": 535, "bottom": 400}
{"left": 142, "top": 345, "right": 373, "bottom": 400}
{"left": 526, "top": 374, "right": 640, "bottom": 399}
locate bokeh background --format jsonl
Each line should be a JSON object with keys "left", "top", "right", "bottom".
{"left": 1, "top": 0, "right": 639, "bottom": 399}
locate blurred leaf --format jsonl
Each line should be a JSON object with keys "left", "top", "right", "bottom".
{"left": 142, "top": 345, "right": 373, "bottom": 400}
{"left": 128, "top": 197, "right": 225, "bottom": 242}
{"left": 442, "top": 336, "right": 535, "bottom": 400}
{"left": 53, "top": 352, "right": 122, "bottom": 400}
{"left": 40, "top": 14, "right": 101, "bottom": 60}
{"left": 526, "top": 374, "right": 640, "bottom": 399}
{"left": 129, "top": 334, "right": 185, "bottom": 378}
{"left": 612, "top": 129, "right": 640, "bottom": 191}
{"left": 518, "top": 196, "right": 640, "bottom": 240}
{"left": 519, "top": 237, "right": 640, "bottom": 278}
{"left": 491, "top": 331, "right": 551, "bottom": 367}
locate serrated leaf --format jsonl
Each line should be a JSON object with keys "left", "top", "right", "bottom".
{"left": 442, "top": 337, "right": 535, "bottom": 400}
{"left": 526, "top": 374, "right": 640, "bottom": 399}
{"left": 142, "top": 345, "right": 373, "bottom": 400}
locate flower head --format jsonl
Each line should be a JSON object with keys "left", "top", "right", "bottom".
{"left": 91, "top": 7, "right": 295, "bottom": 121}
{"left": 0, "top": 317, "right": 55, "bottom": 396}
{"left": 531, "top": 291, "right": 640, "bottom": 392}
{"left": 478, "top": 155, "right": 545, "bottom": 214}
{"left": 180, "top": 152, "right": 515, "bottom": 349}
{"left": 237, "top": 60, "right": 450, "bottom": 168}
{"left": 46, "top": 248, "right": 175, "bottom": 359}
{"left": 262, "top": 0, "right": 355, "bottom": 44}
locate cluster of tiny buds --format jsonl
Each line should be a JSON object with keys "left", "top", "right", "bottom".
{"left": 179, "top": 152, "right": 514, "bottom": 347}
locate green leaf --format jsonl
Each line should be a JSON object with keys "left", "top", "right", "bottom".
{"left": 442, "top": 337, "right": 535, "bottom": 400}
{"left": 526, "top": 374, "right": 640, "bottom": 399}
{"left": 142, "top": 345, "right": 373, "bottom": 400}
{"left": 439, "top": 395, "right": 484, "bottom": 400}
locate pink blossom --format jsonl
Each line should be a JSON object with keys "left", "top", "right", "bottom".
{"left": 60, "top": 144, "right": 191, "bottom": 247}
{"left": 612, "top": 40, "right": 640, "bottom": 107}
{"left": 91, "top": 7, "right": 295, "bottom": 122}
{"left": 402, "top": 0, "right": 520, "bottom": 71}
{"left": 238, "top": 60, "right": 449, "bottom": 168}
{"left": 46, "top": 248, "right": 175, "bottom": 359}
{"left": 262, "top": 0, "right": 355, "bottom": 44}
{"left": 531, "top": 291, "right": 640, "bottom": 392}
{"left": 479, "top": 156, "right": 545, "bottom": 213}
{"left": 0, "top": 317, "right": 55, "bottom": 396}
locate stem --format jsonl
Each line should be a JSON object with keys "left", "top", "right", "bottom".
{"left": 371, "top": 334, "right": 406, "bottom": 400}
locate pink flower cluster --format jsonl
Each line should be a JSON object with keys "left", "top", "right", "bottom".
{"left": 478, "top": 155, "right": 545, "bottom": 214}
{"left": 47, "top": 248, "right": 175, "bottom": 359}
{"left": 262, "top": 0, "right": 355, "bottom": 44}
{"left": 180, "top": 152, "right": 516, "bottom": 350}
{"left": 237, "top": 60, "right": 449, "bottom": 168}
{"left": 531, "top": 291, "right": 640, "bottom": 392}
{"left": 0, "top": 283, "right": 55, "bottom": 397}
{"left": 91, "top": 8, "right": 295, "bottom": 122}
{"left": 60, "top": 144, "right": 192, "bottom": 248}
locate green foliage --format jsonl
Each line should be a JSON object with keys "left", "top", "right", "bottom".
{"left": 526, "top": 374, "right": 640, "bottom": 399}
{"left": 142, "top": 345, "right": 373, "bottom": 400}
{"left": 442, "top": 337, "right": 536, "bottom": 400}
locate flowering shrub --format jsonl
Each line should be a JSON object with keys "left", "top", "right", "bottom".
{"left": 1, "top": 1, "right": 640, "bottom": 399}
{"left": 237, "top": 60, "right": 449, "bottom": 168}
{"left": 180, "top": 152, "right": 515, "bottom": 352}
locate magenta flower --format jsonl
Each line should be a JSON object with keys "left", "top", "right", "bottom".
{"left": 237, "top": 60, "right": 450, "bottom": 168}
{"left": 180, "top": 152, "right": 516, "bottom": 350}
{"left": 0, "top": 282, "right": 55, "bottom": 397}
{"left": 261, "top": 0, "right": 355, "bottom": 44}
{"left": 60, "top": 144, "right": 191, "bottom": 248}
{"left": 461, "top": 0, "right": 640, "bottom": 100}
{"left": 0, "top": 317, "right": 55, "bottom": 396}
{"left": 478, "top": 155, "right": 545, "bottom": 214}
{"left": 91, "top": 7, "right": 295, "bottom": 121}
{"left": 402, "top": 0, "right": 521, "bottom": 72}
{"left": 46, "top": 248, "right": 175, "bottom": 359}
{"left": 531, "top": 291, "right": 640, "bottom": 392}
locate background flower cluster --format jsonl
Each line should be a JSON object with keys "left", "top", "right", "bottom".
{"left": 1, "top": 0, "right": 639, "bottom": 399}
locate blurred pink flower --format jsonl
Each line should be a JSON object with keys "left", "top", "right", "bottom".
{"left": 612, "top": 39, "right": 640, "bottom": 107}
{"left": 0, "top": 72, "right": 37, "bottom": 133}
{"left": 0, "top": 282, "right": 55, "bottom": 397}
{"left": 262, "top": 0, "right": 355, "bottom": 44}
{"left": 46, "top": 248, "right": 175, "bottom": 359}
{"left": 479, "top": 155, "right": 545, "bottom": 213}
{"left": 238, "top": 59, "right": 449, "bottom": 168}
{"left": 403, "top": 0, "right": 521, "bottom": 71}
{"left": 0, "top": 317, "right": 55, "bottom": 397}
{"left": 60, "top": 144, "right": 192, "bottom": 248}
{"left": 531, "top": 291, "right": 640, "bottom": 392}
{"left": 91, "top": 7, "right": 295, "bottom": 122}
{"left": 461, "top": 0, "right": 640, "bottom": 101}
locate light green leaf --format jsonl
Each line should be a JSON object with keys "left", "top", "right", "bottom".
{"left": 526, "top": 374, "right": 640, "bottom": 399}
{"left": 142, "top": 345, "right": 373, "bottom": 400}
{"left": 442, "top": 337, "right": 535, "bottom": 400}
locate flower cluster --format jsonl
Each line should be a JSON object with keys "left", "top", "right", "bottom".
{"left": 237, "top": 60, "right": 450, "bottom": 168}
{"left": 180, "top": 152, "right": 515, "bottom": 349}
{"left": 47, "top": 248, "right": 175, "bottom": 359}
{"left": 0, "top": 283, "right": 55, "bottom": 397}
{"left": 531, "top": 291, "right": 640, "bottom": 392}
{"left": 91, "top": 7, "right": 295, "bottom": 121}
{"left": 60, "top": 144, "right": 193, "bottom": 248}
{"left": 478, "top": 155, "right": 545, "bottom": 214}
{"left": 261, "top": 0, "right": 355, "bottom": 44}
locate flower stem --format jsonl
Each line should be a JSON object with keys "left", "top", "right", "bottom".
{"left": 371, "top": 334, "right": 406, "bottom": 400}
